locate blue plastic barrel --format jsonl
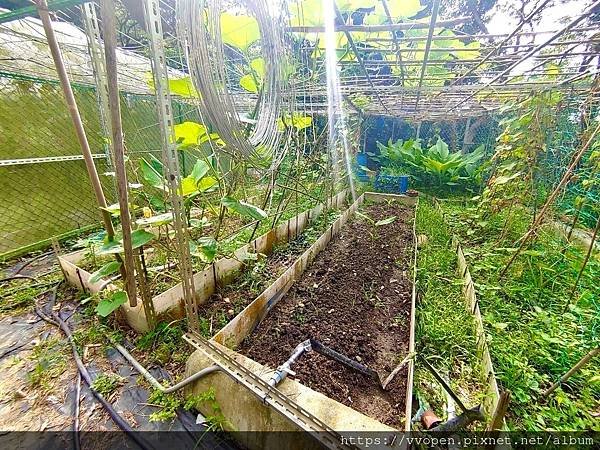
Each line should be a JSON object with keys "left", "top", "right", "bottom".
{"left": 398, "top": 175, "right": 409, "bottom": 193}
{"left": 374, "top": 173, "right": 409, "bottom": 194}
{"left": 356, "top": 153, "right": 368, "bottom": 167}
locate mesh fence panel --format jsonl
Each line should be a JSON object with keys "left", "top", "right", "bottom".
{"left": 0, "top": 76, "right": 111, "bottom": 257}
{"left": 0, "top": 73, "right": 203, "bottom": 258}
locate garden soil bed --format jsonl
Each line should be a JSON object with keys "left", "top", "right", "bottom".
{"left": 239, "top": 201, "right": 414, "bottom": 428}
{"left": 197, "top": 210, "right": 341, "bottom": 337}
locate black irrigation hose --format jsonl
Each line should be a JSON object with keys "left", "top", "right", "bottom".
{"left": 37, "top": 284, "right": 155, "bottom": 450}
{"left": 0, "top": 274, "right": 37, "bottom": 283}
{"left": 13, "top": 251, "right": 53, "bottom": 275}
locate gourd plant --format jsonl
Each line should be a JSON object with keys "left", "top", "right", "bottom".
{"left": 478, "top": 91, "right": 562, "bottom": 214}
{"left": 87, "top": 117, "right": 270, "bottom": 318}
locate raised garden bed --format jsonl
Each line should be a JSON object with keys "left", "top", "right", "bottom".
{"left": 196, "top": 208, "right": 343, "bottom": 338}
{"left": 57, "top": 190, "right": 348, "bottom": 332}
{"left": 240, "top": 200, "right": 414, "bottom": 427}
{"left": 184, "top": 192, "right": 418, "bottom": 444}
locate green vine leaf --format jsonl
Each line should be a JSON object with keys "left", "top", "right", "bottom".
{"left": 240, "top": 74, "right": 259, "bottom": 93}
{"left": 221, "top": 197, "right": 267, "bottom": 220}
{"left": 96, "top": 291, "right": 128, "bottom": 317}
{"left": 190, "top": 237, "right": 218, "bottom": 263}
{"left": 135, "top": 212, "right": 174, "bottom": 227}
{"left": 174, "top": 122, "right": 209, "bottom": 147}
{"left": 139, "top": 158, "right": 166, "bottom": 190}
{"left": 89, "top": 261, "right": 122, "bottom": 284}
{"left": 375, "top": 216, "right": 397, "bottom": 226}
{"left": 220, "top": 13, "right": 260, "bottom": 50}
{"left": 131, "top": 230, "right": 155, "bottom": 249}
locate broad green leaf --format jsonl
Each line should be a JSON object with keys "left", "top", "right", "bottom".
{"left": 190, "top": 160, "right": 210, "bottom": 183}
{"left": 240, "top": 74, "right": 259, "bottom": 93}
{"left": 131, "top": 229, "right": 155, "bottom": 249}
{"left": 277, "top": 113, "right": 313, "bottom": 131}
{"left": 290, "top": 0, "right": 323, "bottom": 27}
{"left": 190, "top": 217, "right": 211, "bottom": 228}
{"left": 250, "top": 58, "right": 265, "bottom": 78}
{"left": 140, "top": 158, "right": 165, "bottom": 190}
{"left": 197, "top": 176, "right": 218, "bottom": 192}
{"left": 222, "top": 196, "right": 267, "bottom": 220}
{"left": 198, "top": 132, "right": 223, "bottom": 145}
{"left": 89, "top": 261, "right": 122, "bottom": 284}
{"left": 98, "top": 239, "right": 124, "bottom": 255}
{"left": 375, "top": 216, "right": 397, "bottom": 226}
{"left": 220, "top": 13, "right": 260, "bottom": 50}
{"left": 96, "top": 291, "right": 128, "bottom": 317}
{"left": 145, "top": 73, "right": 199, "bottom": 98}
{"left": 101, "top": 203, "right": 122, "bottom": 217}
{"left": 493, "top": 172, "right": 522, "bottom": 185}
{"left": 135, "top": 212, "right": 173, "bottom": 227}
{"left": 179, "top": 176, "right": 199, "bottom": 196}
{"left": 174, "top": 121, "right": 208, "bottom": 147}
{"left": 168, "top": 77, "right": 199, "bottom": 98}
{"left": 454, "top": 41, "right": 480, "bottom": 59}
{"left": 433, "top": 138, "right": 449, "bottom": 159}
{"left": 189, "top": 236, "right": 218, "bottom": 263}
{"left": 236, "top": 247, "right": 259, "bottom": 261}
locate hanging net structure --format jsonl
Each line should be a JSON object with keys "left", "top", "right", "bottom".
{"left": 0, "top": 0, "right": 598, "bottom": 256}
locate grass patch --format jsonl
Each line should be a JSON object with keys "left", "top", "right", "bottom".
{"left": 91, "top": 373, "right": 126, "bottom": 397}
{"left": 440, "top": 199, "right": 600, "bottom": 430}
{"left": 415, "top": 199, "right": 485, "bottom": 423}
{"left": 0, "top": 272, "right": 62, "bottom": 316}
{"left": 135, "top": 320, "right": 187, "bottom": 366}
{"left": 28, "top": 337, "right": 67, "bottom": 392}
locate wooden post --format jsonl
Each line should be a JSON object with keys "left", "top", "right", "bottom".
{"left": 487, "top": 390, "right": 510, "bottom": 431}
{"left": 34, "top": 0, "right": 115, "bottom": 240}
{"left": 99, "top": 0, "right": 138, "bottom": 307}
{"left": 543, "top": 348, "right": 600, "bottom": 397}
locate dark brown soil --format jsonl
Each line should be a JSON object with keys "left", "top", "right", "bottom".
{"left": 239, "top": 201, "right": 414, "bottom": 428}
{"left": 196, "top": 210, "right": 342, "bottom": 337}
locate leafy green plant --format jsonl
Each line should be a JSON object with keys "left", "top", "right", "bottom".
{"left": 373, "top": 137, "right": 485, "bottom": 192}
{"left": 221, "top": 196, "right": 267, "bottom": 221}
{"left": 96, "top": 290, "right": 128, "bottom": 317}
{"left": 28, "top": 337, "right": 67, "bottom": 392}
{"left": 440, "top": 198, "right": 600, "bottom": 430}
{"left": 89, "top": 261, "right": 122, "bottom": 283}
{"left": 185, "top": 387, "right": 231, "bottom": 431}
{"left": 91, "top": 373, "right": 125, "bottom": 397}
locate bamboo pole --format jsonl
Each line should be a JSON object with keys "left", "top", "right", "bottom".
{"left": 99, "top": 0, "right": 138, "bottom": 308}
{"left": 542, "top": 348, "right": 600, "bottom": 397}
{"left": 34, "top": 0, "right": 114, "bottom": 240}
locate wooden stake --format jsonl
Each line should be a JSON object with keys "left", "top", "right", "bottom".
{"left": 34, "top": 0, "right": 115, "bottom": 240}
{"left": 487, "top": 390, "right": 510, "bottom": 431}
{"left": 542, "top": 348, "right": 600, "bottom": 397}
{"left": 99, "top": 0, "right": 138, "bottom": 307}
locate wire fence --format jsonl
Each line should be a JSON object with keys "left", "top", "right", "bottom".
{"left": 0, "top": 72, "right": 209, "bottom": 258}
